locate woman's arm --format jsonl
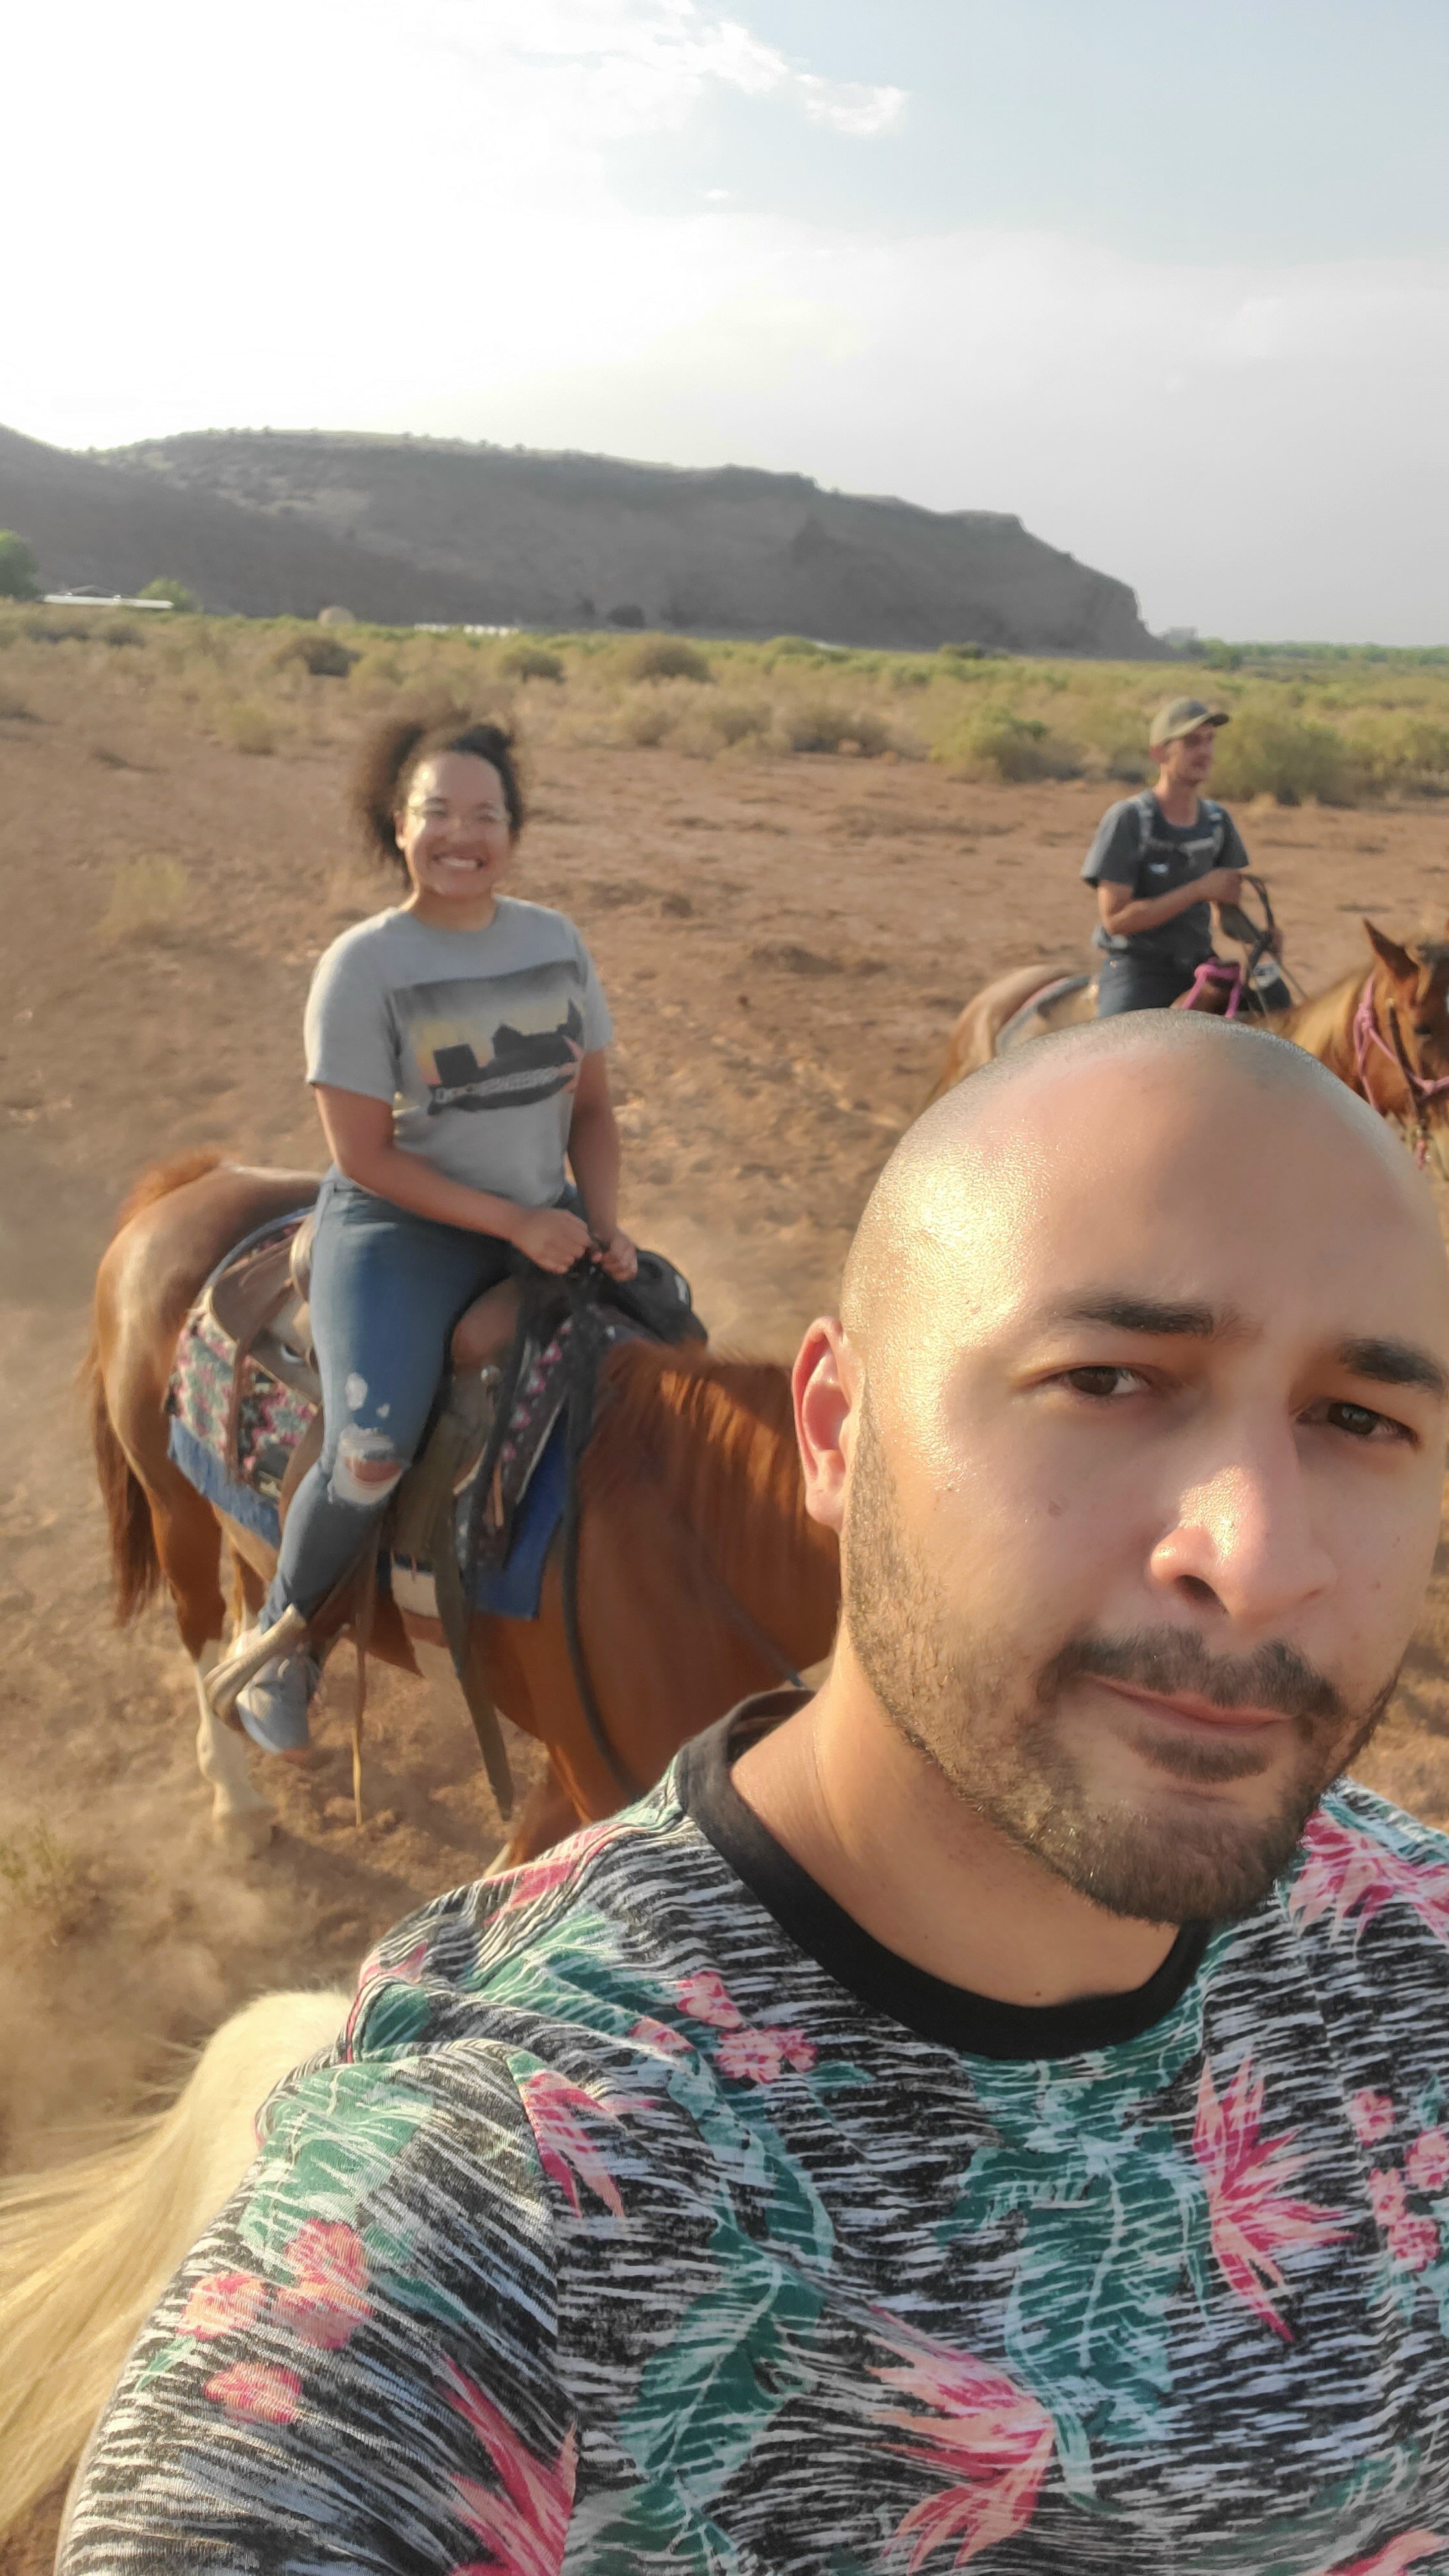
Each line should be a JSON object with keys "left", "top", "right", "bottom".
{"left": 566, "top": 1053, "right": 636, "bottom": 1280}
{"left": 316, "top": 1087, "right": 591, "bottom": 1275}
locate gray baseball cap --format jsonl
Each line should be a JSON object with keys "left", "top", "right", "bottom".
{"left": 1148, "top": 697, "right": 1230, "bottom": 749}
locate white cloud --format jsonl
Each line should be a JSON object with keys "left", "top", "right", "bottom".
{"left": 427, "top": 0, "right": 905, "bottom": 144}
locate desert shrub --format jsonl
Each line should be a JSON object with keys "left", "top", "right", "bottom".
{"left": 99, "top": 617, "right": 144, "bottom": 647}
{"left": 1211, "top": 710, "right": 1352, "bottom": 805}
{"left": 709, "top": 693, "right": 771, "bottom": 747}
{"left": 276, "top": 630, "right": 358, "bottom": 677}
{"left": 140, "top": 576, "right": 197, "bottom": 611}
{"left": 499, "top": 641, "right": 565, "bottom": 682}
{"left": 22, "top": 613, "right": 89, "bottom": 644}
{"left": 773, "top": 696, "right": 891, "bottom": 757}
{"left": 0, "top": 532, "right": 40, "bottom": 601}
{"left": 939, "top": 707, "right": 1080, "bottom": 783}
{"left": 0, "top": 687, "right": 34, "bottom": 720}
{"left": 620, "top": 636, "right": 713, "bottom": 684}
{"left": 616, "top": 691, "right": 675, "bottom": 747}
{"left": 225, "top": 703, "right": 276, "bottom": 755}
{"left": 607, "top": 602, "right": 647, "bottom": 628}
{"left": 96, "top": 856, "right": 190, "bottom": 943}
{"left": 1343, "top": 713, "right": 1449, "bottom": 794}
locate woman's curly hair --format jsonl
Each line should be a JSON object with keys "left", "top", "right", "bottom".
{"left": 353, "top": 712, "right": 526, "bottom": 877}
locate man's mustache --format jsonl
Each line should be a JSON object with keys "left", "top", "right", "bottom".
{"left": 1042, "top": 1628, "right": 1347, "bottom": 1727}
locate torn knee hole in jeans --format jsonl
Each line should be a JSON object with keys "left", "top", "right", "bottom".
{"left": 330, "top": 1428, "right": 404, "bottom": 1507}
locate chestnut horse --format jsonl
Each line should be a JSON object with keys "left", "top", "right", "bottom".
{"left": 924, "top": 919, "right": 1449, "bottom": 1137}
{"left": 87, "top": 1154, "right": 839, "bottom": 1862}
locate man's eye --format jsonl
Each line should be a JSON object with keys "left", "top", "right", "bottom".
{"left": 1059, "top": 1366, "right": 1146, "bottom": 1400}
{"left": 1315, "top": 1398, "right": 1409, "bottom": 1444}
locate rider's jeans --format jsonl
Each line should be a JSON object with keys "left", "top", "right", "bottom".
{"left": 1095, "top": 952, "right": 1193, "bottom": 1016}
{"left": 262, "top": 1171, "right": 521, "bottom": 1630}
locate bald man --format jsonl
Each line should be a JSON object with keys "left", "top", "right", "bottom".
{"left": 64, "top": 1019, "right": 1449, "bottom": 2575}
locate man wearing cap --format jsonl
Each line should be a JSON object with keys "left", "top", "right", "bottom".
{"left": 1083, "top": 697, "right": 1285, "bottom": 1017}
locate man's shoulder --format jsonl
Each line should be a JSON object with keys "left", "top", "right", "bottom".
{"left": 341, "top": 1785, "right": 726, "bottom": 2079}
{"left": 1081, "top": 795, "right": 1146, "bottom": 880}
{"left": 1279, "top": 1781, "right": 1449, "bottom": 1959}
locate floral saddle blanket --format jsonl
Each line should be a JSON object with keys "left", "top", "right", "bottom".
{"left": 165, "top": 1212, "right": 703, "bottom": 1622}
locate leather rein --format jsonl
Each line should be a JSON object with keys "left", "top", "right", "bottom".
{"left": 554, "top": 1268, "right": 806, "bottom": 1800}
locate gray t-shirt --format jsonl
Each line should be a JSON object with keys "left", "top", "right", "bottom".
{"left": 1082, "top": 792, "right": 1249, "bottom": 970}
{"left": 304, "top": 899, "right": 613, "bottom": 1205}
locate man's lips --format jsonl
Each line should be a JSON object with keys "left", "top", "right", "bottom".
{"left": 1089, "top": 1674, "right": 1290, "bottom": 1733}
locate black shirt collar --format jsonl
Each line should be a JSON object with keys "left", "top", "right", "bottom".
{"left": 676, "top": 1692, "right": 1212, "bottom": 2063}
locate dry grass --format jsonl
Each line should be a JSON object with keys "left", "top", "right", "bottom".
{"left": 1, "top": 606, "right": 1447, "bottom": 804}
{"left": 95, "top": 856, "right": 190, "bottom": 943}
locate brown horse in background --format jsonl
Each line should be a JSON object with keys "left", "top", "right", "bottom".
{"left": 923, "top": 919, "right": 1449, "bottom": 1138}
{"left": 86, "top": 1154, "right": 839, "bottom": 1863}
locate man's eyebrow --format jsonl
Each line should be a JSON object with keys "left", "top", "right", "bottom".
{"left": 1337, "top": 1336, "right": 1449, "bottom": 1400}
{"left": 1047, "top": 1294, "right": 1232, "bottom": 1340}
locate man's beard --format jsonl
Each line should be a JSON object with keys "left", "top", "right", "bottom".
{"left": 842, "top": 1389, "right": 1396, "bottom": 1926}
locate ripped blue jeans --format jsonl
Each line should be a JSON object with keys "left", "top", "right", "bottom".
{"left": 263, "top": 1171, "right": 524, "bottom": 1631}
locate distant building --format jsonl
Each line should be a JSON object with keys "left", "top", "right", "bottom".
{"left": 43, "top": 589, "right": 172, "bottom": 610}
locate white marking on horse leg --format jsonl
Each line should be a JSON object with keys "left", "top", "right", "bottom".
{"left": 192, "top": 1639, "right": 273, "bottom": 1853}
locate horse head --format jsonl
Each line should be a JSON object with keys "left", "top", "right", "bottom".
{"left": 1363, "top": 920, "right": 1449, "bottom": 1127}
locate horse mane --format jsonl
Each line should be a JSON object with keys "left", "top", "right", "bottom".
{"left": 586, "top": 1339, "right": 807, "bottom": 1549}
{"left": 110, "top": 1149, "right": 225, "bottom": 1237}
{"left": 1276, "top": 964, "right": 1364, "bottom": 1069}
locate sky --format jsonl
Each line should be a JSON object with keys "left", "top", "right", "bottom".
{"left": 5, "top": 0, "right": 1448, "bottom": 641}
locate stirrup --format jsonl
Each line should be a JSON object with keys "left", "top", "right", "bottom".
{"left": 206, "top": 1603, "right": 310, "bottom": 1729}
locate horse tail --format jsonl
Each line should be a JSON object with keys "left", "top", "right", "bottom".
{"left": 82, "top": 1150, "right": 227, "bottom": 1625}
{"left": 81, "top": 1339, "right": 159, "bottom": 1624}
{"left": 0, "top": 1986, "right": 349, "bottom": 2540}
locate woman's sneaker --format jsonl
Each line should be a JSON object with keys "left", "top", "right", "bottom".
{"left": 236, "top": 1646, "right": 321, "bottom": 1756}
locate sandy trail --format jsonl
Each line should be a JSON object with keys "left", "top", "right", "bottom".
{"left": 1, "top": 700, "right": 1447, "bottom": 2562}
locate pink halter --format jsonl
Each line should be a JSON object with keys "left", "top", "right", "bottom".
{"left": 1352, "top": 974, "right": 1449, "bottom": 1165}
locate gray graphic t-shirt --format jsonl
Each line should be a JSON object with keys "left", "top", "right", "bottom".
{"left": 304, "top": 900, "right": 612, "bottom": 1206}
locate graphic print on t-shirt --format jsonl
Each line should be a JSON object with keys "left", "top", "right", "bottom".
{"left": 397, "top": 961, "right": 588, "bottom": 1117}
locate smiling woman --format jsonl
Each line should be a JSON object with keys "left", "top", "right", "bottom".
{"left": 223, "top": 710, "right": 638, "bottom": 1759}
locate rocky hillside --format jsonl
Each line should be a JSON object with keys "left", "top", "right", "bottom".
{"left": 2, "top": 423, "right": 1162, "bottom": 655}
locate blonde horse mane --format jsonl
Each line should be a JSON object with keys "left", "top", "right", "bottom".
{"left": 0, "top": 1987, "right": 347, "bottom": 2540}
{"left": 1273, "top": 964, "right": 1363, "bottom": 1070}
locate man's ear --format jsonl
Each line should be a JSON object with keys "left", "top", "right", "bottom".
{"left": 1365, "top": 920, "right": 1419, "bottom": 987}
{"left": 792, "top": 1319, "right": 856, "bottom": 1535}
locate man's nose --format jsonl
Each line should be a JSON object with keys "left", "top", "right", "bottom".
{"left": 1147, "top": 1426, "right": 1334, "bottom": 1629}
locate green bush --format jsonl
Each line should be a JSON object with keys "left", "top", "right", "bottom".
{"left": 1343, "top": 713, "right": 1449, "bottom": 794}
{"left": 499, "top": 641, "right": 565, "bottom": 682}
{"left": 276, "top": 630, "right": 358, "bottom": 678}
{"left": 620, "top": 636, "right": 713, "bottom": 684}
{"left": 0, "top": 533, "right": 40, "bottom": 601}
{"left": 940, "top": 707, "right": 1080, "bottom": 783}
{"left": 140, "top": 576, "right": 197, "bottom": 612}
{"left": 1211, "top": 710, "right": 1353, "bottom": 805}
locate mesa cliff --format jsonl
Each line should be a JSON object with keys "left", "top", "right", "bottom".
{"left": 0, "top": 423, "right": 1161, "bottom": 656}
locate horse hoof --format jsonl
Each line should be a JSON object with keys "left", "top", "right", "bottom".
{"left": 214, "top": 1807, "right": 275, "bottom": 1859}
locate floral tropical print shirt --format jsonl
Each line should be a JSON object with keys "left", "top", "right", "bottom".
{"left": 61, "top": 1697, "right": 1449, "bottom": 2575}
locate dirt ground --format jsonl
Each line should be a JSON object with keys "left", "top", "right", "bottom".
{"left": 1, "top": 695, "right": 1447, "bottom": 2564}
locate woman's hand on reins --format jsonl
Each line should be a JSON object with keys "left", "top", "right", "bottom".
{"left": 513, "top": 1205, "right": 595, "bottom": 1274}
{"left": 595, "top": 1227, "right": 638, "bottom": 1282}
